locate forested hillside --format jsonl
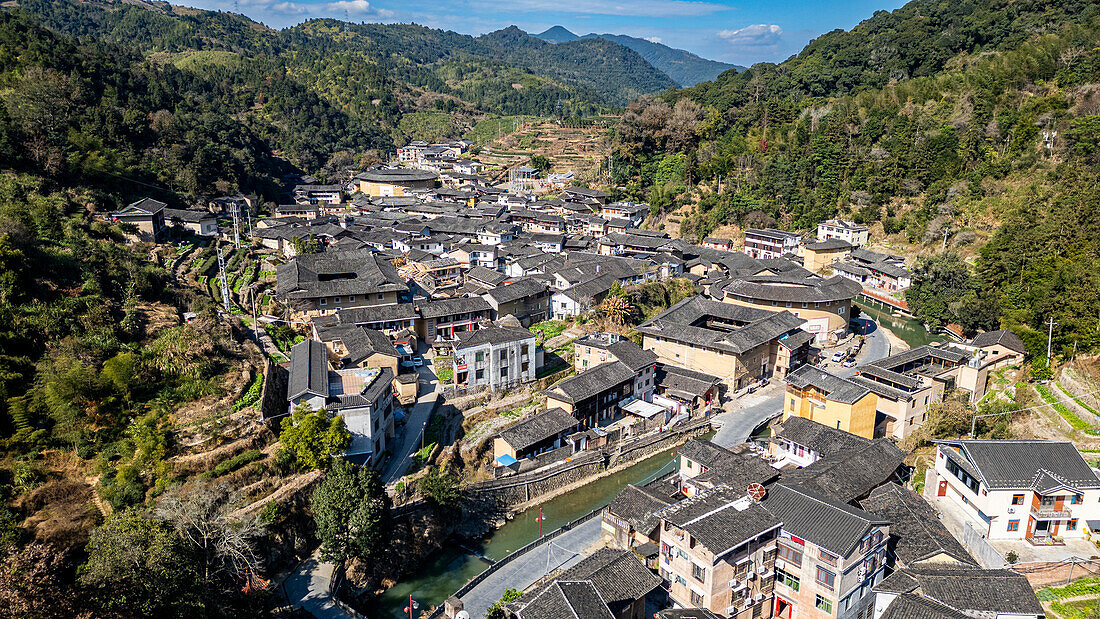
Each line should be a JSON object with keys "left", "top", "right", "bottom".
{"left": 611, "top": 0, "right": 1100, "bottom": 358}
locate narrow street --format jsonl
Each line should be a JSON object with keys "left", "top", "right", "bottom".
{"left": 712, "top": 317, "right": 890, "bottom": 448}
{"left": 383, "top": 361, "right": 442, "bottom": 484}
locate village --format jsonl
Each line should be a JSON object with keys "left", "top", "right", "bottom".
{"left": 107, "top": 138, "right": 1100, "bottom": 619}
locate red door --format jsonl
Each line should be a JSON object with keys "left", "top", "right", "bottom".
{"left": 937, "top": 480, "right": 948, "bottom": 497}
{"left": 775, "top": 598, "right": 793, "bottom": 619}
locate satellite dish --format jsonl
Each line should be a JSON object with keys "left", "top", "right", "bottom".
{"left": 456, "top": 612, "right": 471, "bottom": 619}
{"left": 747, "top": 483, "right": 766, "bottom": 502}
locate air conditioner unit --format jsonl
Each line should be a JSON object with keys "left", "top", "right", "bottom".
{"left": 754, "top": 593, "right": 764, "bottom": 602}
{"left": 726, "top": 606, "right": 737, "bottom": 615}
{"left": 744, "top": 599, "right": 754, "bottom": 609}
{"left": 747, "top": 571, "right": 757, "bottom": 580}
{"left": 729, "top": 579, "right": 740, "bottom": 589}
{"left": 1007, "top": 508, "right": 1016, "bottom": 514}
{"left": 857, "top": 565, "right": 867, "bottom": 581}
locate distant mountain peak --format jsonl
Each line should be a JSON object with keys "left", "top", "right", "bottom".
{"left": 536, "top": 25, "right": 579, "bottom": 43}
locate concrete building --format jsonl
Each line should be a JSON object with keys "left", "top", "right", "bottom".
{"left": 636, "top": 296, "right": 810, "bottom": 392}
{"left": 782, "top": 365, "right": 878, "bottom": 439}
{"left": 450, "top": 325, "right": 538, "bottom": 392}
{"left": 817, "top": 219, "right": 869, "bottom": 247}
{"left": 763, "top": 484, "right": 890, "bottom": 619}
{"left": 416, "top": 296, "right": 492, "bottom": 345}
{"left": 544, "top": 360, "right": 637, "bottom": 428}
{"left": 931, "top": 439, "right": 1100, "bottom": 542}
{"left": 110, "top": 197, "right": 166, "bottom": 242}
{"left": 314, "top": 325, "right": 400, "bottom": 373}
{"left": 721, "top": 274, "right": 863, "bottom": 344}
{"left": 801, "top": 239, "right": 853, "bottom": 273}
{"left": 743, "top": 229, "right": 802, "bottom": 260}
{"left": 657, "top": 485, "right": 781, "bottom": 619}
{"left": 483, "top": 279, "right": 550, "bottom": 326}
{"left": 164, "top": 208, "right": 218, "bottom": 236}
{"left": 573, "top": 333, "right": 659, "bottom": 403}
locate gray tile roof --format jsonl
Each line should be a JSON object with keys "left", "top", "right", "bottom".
{"left": 722, "top": 273, "right": 862, "bottom": 304}
{"left": 971, "top": 328, "right": 1027, "bottom": 353}
{"left": 859, "top": 482, "right": 977, "bottom": 567}
{"left": 164, "top": 207, "right": 215, "bottom": 223}
{"left": 276, "top": 250, "right": 407, "bottom": 299}
{"left": 803, "top": 238, "right": 853, "bottom": 251}
{"left": 516, "top": 581, "right": 614, "bottom": 619}
{"left": 785, "top": 365, "right": 871, "bottom": 405}
{"left": 317, "top": 325, "right": 399, "bottom": 364}
{"left": 781, "top": 439, "right": 907, "bottom": 503}
{"left": 870, "top": 345, "right": 970, "bottom": 371}
{"left": 544, "top": 361, "right": 636, "bottom": 404}
{"left": 762, "top": 483, "right": 888, "bottom": 558}
{"left": 417, "top": 296, "right": 491, "bottom": 319}
{"left": 772, "top": 416, "right": 871, "bottom": 458}
{"left": 545, "top": 548, "right": 661, "bottom": 613}
{"left": 607, "top": 484, "right": 670, "bottom": 535}
{"left": 452, "top": 325, "right": 534, "bottom": 349}
{"left": 331, "top": 302, "right": 418, "bottom": 325}
{"left": 874, "top": 566, "right": 1043, "bottom": 616}
{"left": 467, "top": 266, "right": 508, "bottom": 286}
{"left": 655, "top": 364, "right": 722, "bottom": 400}
{"left": 637, "top": 295, "right": 804, "bottom": 355}
{"left": 604, "top": 340, "right": 658, "bottom": 372}
{"left": 878, "top": 593, "right": 970, "bottom": 619}
{"left": 938, "top": 439, "right": 1100, "bottom": 490}
{"left": 657, "top": 485, "right": 782, "bottom": 555}
{"left": 288, "top": 339, "right": 329, "bottom": 401}
{"left": 498, "top": 407, "right": 579, "bottom": 451}
{"left": 485, "top": 278, "right": 548, "bottom": 305}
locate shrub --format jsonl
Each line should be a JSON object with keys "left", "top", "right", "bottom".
{"left": 211, "top": 449, "right": 264, "bottom": 477}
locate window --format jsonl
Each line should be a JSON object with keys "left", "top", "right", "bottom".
{"left": 1069, "top": 519, "right": 1079, "bottom": 531}
{"left": 333, "top": 297, "right": 341, "bottom": 303}
{"left": 475, "top": 351, "right": 485, "bottom": 362}
{"left": 819, "top": 549, "right": 838, "bottom": 566}
{"left": 692, "top": 563, "right": 706, "bottom": 582}
{"left": 500, "top": 366, "right": 508, "bottom": 378}
{"left": 1041, "top": 496, "right": 1056, "bottom": 507}
{"left": 1011, "top": 494, "right": 1025, "bottom": 505}
{"left": 348, "top": 296, "right": 355, "bottom": 302}
{"left": 1007, "top": 520, "right": 1020, "bottom": 532}
{"left": 320, "top": 299, "right": 327, "bottom": 306}
{"left": 815, "top": 595, "right": 833, "bottom": 613}
{"left": 777, "top": 543, "right": 803, "bottom": 566}
{"left": 378, "top": 293, "right": 385, "bottom": 300}
{"left": 690, "top": 590, "right": 703, "bottom": 606}
{"left": 839, "top": 306, "right": 845, "bottom": 315}
{"left": 816, "top": 567, "right": 836, "bottom": 591}
{"left": 776, "top": 567, "right": 800, "bottom": 591}
{"left": 475, "top": 369, "right": 484, "bottom": 380}
{"left": 1071, "top": 495, "right": 1083, "bottom": 505}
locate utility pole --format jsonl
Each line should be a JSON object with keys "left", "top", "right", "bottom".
{"left": 216, "top": 240, "right": 231, "bottom": 313}
{"left": 231, "top": 203, "right": 241, "bottom": 248}
{"left": 941, "top": 227, "right": 949, "bottom": 252}
{"left": 1046, "top": 316, "right": 1058, "bottom": 369}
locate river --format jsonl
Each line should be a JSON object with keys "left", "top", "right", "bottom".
{"left": 854, "top": 299, "right": 943, "bottom": 349}
{"left": 366, "top": 446, "right": 682, "bottom": 618}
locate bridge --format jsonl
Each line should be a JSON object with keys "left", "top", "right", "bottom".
{"left": 859, "top": 287, "right": 911, "bottom": 316}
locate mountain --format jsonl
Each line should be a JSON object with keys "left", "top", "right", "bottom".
{"left": 585, "top": 33, "right": 743, "bottom": 87}
{"left": 536, "top": 25, "right": 580, "bottom": 43}
{"left": 534, "top": 25, "right": 742, "bottom": 87}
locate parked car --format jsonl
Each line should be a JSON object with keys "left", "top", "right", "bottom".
{"left": 400, "top": 358, "right": 415, "bottom": 368}
{"left": 830, "top": 351, "right": 845, "bottom": 362}
{"left": 843, "top": 357, "right": 857, "bottom": 367}
{"left": 412, "top": 355, "right": 424, "bottom": 367}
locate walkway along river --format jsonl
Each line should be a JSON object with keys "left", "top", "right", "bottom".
{"left": 365, "top": 445, "right": 682, "bottom": 618}
{"left": 855, "top": 299, "right": 944, "bottom": 349}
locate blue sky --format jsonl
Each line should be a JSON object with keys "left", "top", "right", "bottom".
{"left": 178, "top": 0, "right": 906, "bottom": 66}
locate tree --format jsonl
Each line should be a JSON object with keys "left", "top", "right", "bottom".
{"left": 0, "top": 543, "right": 90, "bottom": 619}
{"left": 80, "top": 509, "right": 196, "bottom": 615}
{"left": 529, "top": 154, "right": 551, "bottom": 175}
{"left": 418, "top": 466, "right": 462, "bottom": 508}
{"left": 486, "top": 588, "right": 522, "bottom": 619}
{"left": 279, "top": 403, "right": 351, "bottom": 470}
{"left": 904, "top": 252, "right": 974, "bottom": 329}
{"left": 291, "top": 235, "right": 321, "bottom": 255}
{"left": 311, "top": 459, "right": 390, "bottom": 565}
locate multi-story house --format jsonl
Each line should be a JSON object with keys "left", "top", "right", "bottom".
{"left": 573, "top": 333, "right": 658, "bottom": 403}
{"left": 448, "top": 243, "right": 498, "bottom": 269}
{"left": 768, "top": 416, "right": 871, "bottom": 469}
{"left": 702, "top": 237, "right": 735, "bottom": 252}
{"left": 801, "top": 239, "right": 853, "bottom": 272}
{"left": 450, "top": 325, "right": 538, "bottom": 392}
{"left": 293, "top": 184, "right": 344, "bottom": 205}
{"left": 743, "top": 229, "right": 802, "bottom": 260}
{"left": 493, "top": 407, "right": 579, "bottom": 466}
{"left": 600, "top": 201, "right": 649, "bottom": 227}
{"left": 110, "top": 197, "right": 166, "bottom": 243}
{"left": 816, "top": 219, "right": 869, "bottom": 247}
{"left": 415, "top": 296, "right": 492, "bottom": 344}
{"left": 275, "top": 250, "right": 409, "bottom": 318}
{"left": 287, "top": 340, "right": 395, "bottom": 467}
{"left": 931, "top": 439, "right": 1100, "bottom": 541}
{"left": 657, "top": 485, "right": 782, "bottom": 619}
{"left": 636, "top": 296, "right": 809, "bottom": 392}
{"left": 762, "top": 484, "right": 890, "bottom": 619}
{"left": 543, "top": 360, "right": 637, "bottom": 428}
{"left": 782, "top": 365, "right": 877, "bottom": 440}
{"left": 483, "top": 279, "right": 550, "bottom": 326}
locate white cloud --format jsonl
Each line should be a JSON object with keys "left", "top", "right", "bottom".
{"left": 326, "top": 0, "right": 394, "bottom": 17}
{"left": 644, "top": 36, "right": 662, "bottom": 43}
{"left": 718, "top": 23, "right": 783, "bottom": 46}
{"left": 502, "top": 0, "right": 727, "bottom": 18}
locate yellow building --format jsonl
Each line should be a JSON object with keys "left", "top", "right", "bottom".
{"left": 801, "top": 238, "right": 852, "bottom": 272}
{"left": 782, "top": 365, "right": 877, "bottom": 439}
{"left": 354, "top": 168, "right": 438, "bottom": 197}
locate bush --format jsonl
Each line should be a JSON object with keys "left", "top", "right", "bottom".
{"left": 211, "top": 449, "right": 264, "bottom": 477}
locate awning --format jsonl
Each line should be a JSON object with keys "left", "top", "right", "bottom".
{"left": 495, "top": 454, "right": 518, "bottom": 466}
{"left": 622, "top": 399, "right": 667, "bottom": 419}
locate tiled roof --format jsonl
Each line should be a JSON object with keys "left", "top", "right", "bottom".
{"left": 607, "top": 484, "right": 670, "bottom": 535}
{"left": 655, "top": 364, "right": 722, "bottom": 400}
{"left": 971, "top": 329, "right": 1026, "bottom": 353}
{"left": 486, "top": 278, "right": 548, "bottom": 305}
{"left": 288, "top": 340, "right": 329, "bottom": 401}
{"left": 859, "top": 482, "right": 977, "bottom": 567}
{"left": 330, "top": 302, "right": 418, "bottom": 325}
{"left": 637, "top": 296, "right": 804, "bottom": 355}
{"left": 781, "top": 438, "right": 907, "bottom": 503}
{"left": 515, "top": 581, "right": 614, "bottom": 619}
{"left": 452, "top": 325, "right": 534, "bottom": 348}
{"left": 498, "top": 408, "right": 579, "bottom": 451}
{"left": 467, "top": 266, "right": 508, "bottom": 286}
{"left": 772, "top": 416, "right": 871, "bottom": 458}
{"left": 417, "top": 296, "right": 491, "bottom": 319}
{"left": 878, "top": 593, "right": 970, "bottom": 619}
{"left": 605, "top": 340, "right": 657, "bottom": 372}
{"left": 939, "top": 439, "right": 1100, "bottom": 490}
{"left": 722, "top": 273, "right": 862, "bottom": 303}
{"left": 544, "top": 361, "right": 636, "bottom": 404}
{"left": 785, "top": 365, "right": 871, "bottom": 405}
{"left": 804, "top": 238, "right": 853, "bottom": 251}
{"left": 874, "top": 566, "right": 1043, "bottom": 616}
{"left": 657, "top": 485, "right": 781, "bottom": 555}
{"left": 544, "top": 548, "right": 661, "bottom": 612}
{"left": 762, "top": 483, "right": 887, "bottom": 558}
{"left": 276, "top": 250, "right": 407, "bottom": 299}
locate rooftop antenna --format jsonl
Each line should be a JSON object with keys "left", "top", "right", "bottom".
{"left": 343, "top": 8, "right": 350, "bottom": 31}
{"left": 233, "top": 0, "right": 239, "bottom": 14}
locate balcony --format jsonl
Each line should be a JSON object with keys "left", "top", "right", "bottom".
{"left": 1031, "top": 507, "right": 1073, "bottom": 520}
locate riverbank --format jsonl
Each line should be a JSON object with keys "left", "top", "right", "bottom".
{"left": 856, "top": 299, "right": 939, "bottom": 350}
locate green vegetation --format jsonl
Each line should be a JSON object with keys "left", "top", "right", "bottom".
{"left": 418, "top": 466, "right": 462, "bottom": 509}
{"left": 311, "top": 459, "right": 390, "bottom": 566}
{"left": 204, "top": 449, "right": 264, "bottom": 479}
{"left": 905, "top": 252, "right": 998, "bottom": 336}
{"left": 1050, "top": 599, "right": 1100, "bottom": 619}
{"left": 1057, "top": 382, "right": 1100, "bottom": 416}
{"left": 278, "top": 403, "right": 353, "bottom": 470}
{"left": 531, "top": 320, "right": 569, "bottom": 341}
{"left": 486, "top": 588, "right": 523, "bottom": 619}
{"left": 1035, "top": 384, "right": 1100, "bottom": 435}
{"left": 1040, "top": 577, "right": 1100, "bottom": 601}
{"left": 434, "top": 356, "right": 454, "bottom": 383}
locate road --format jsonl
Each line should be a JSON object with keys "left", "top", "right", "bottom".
{"left": 712, "top": 318, "right": 890, "bottom": 448}
{"left": 281, "top": 550, "right": 363, "bottom": 618}
{"left": 458, "top": 514, "right": 602, "bottom": 619}
{"left": 382, "top": 361, "right": 442, "bottom": 484}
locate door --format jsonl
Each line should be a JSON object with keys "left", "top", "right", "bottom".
{"left": 937, "top": 480, "right": 948, "bottom": 497}
{"left": 1035, "top": 520, "right": 1050, "bottom": 538}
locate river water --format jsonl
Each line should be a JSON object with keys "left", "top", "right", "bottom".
{"left": 367, "top": 446, "right": 681, "bottom": 618}
{"left": 854, "top": 299, "right": 943, "bottom": 349}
